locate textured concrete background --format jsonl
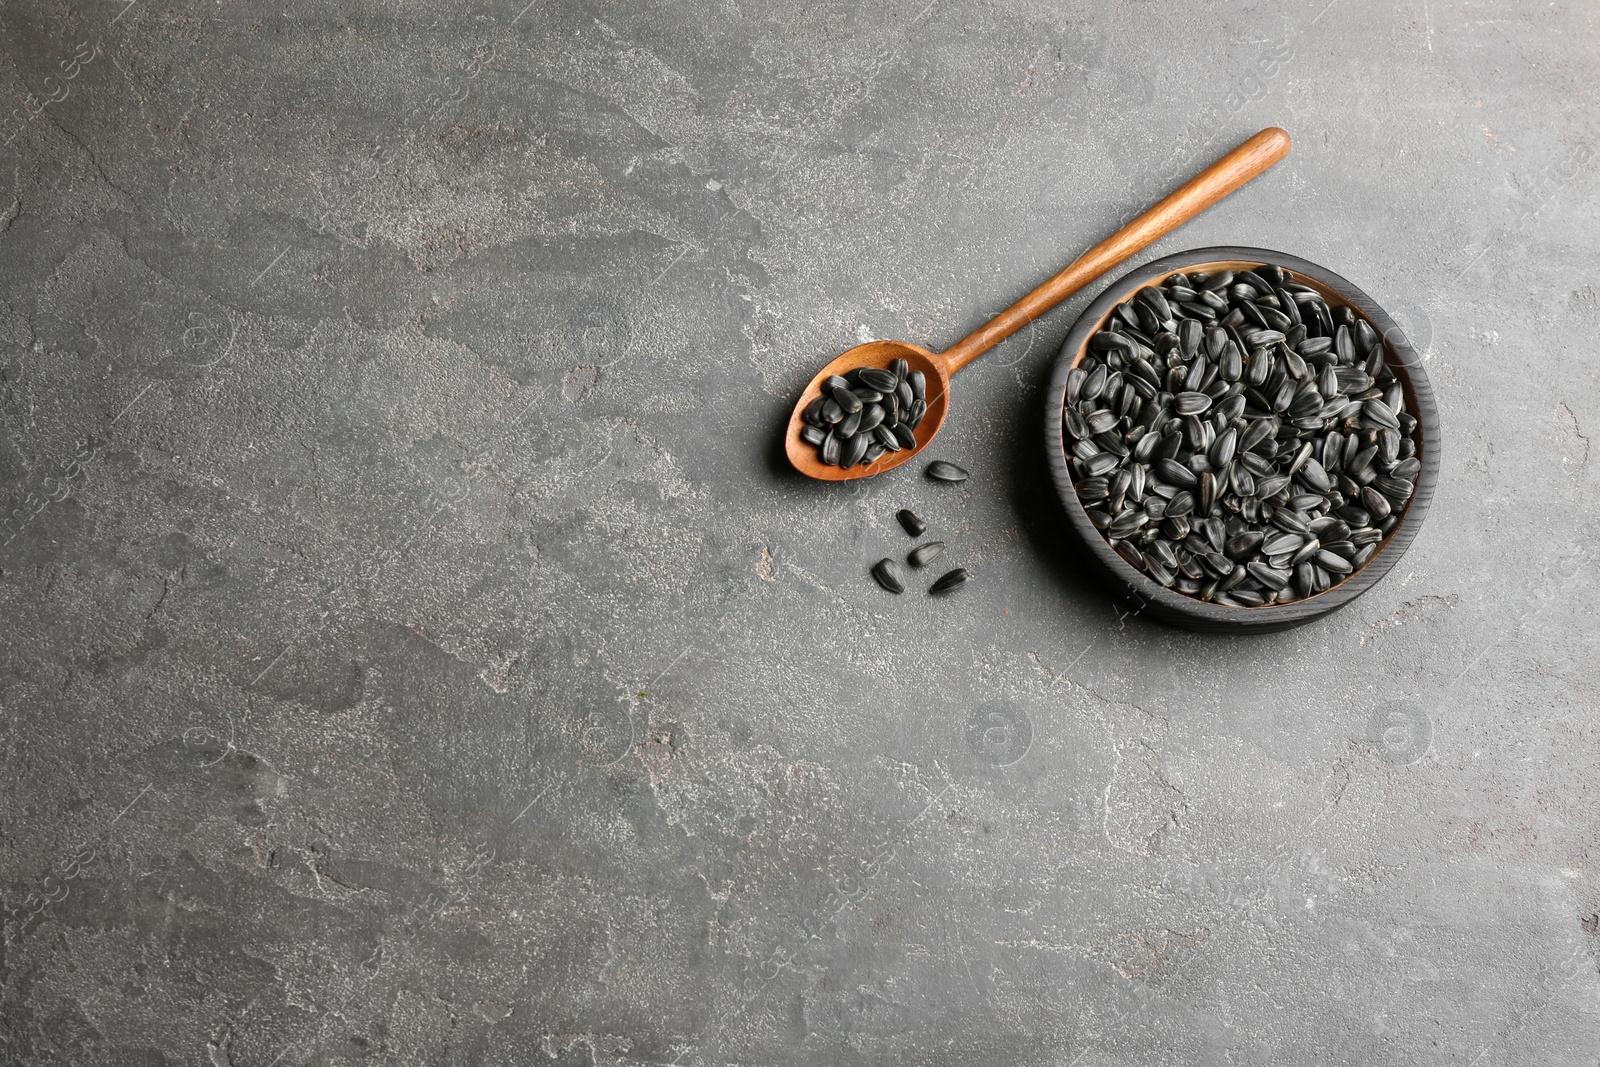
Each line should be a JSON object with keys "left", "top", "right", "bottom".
{"left": 2, "top": 0, "right": 1598, "bottom": 1063}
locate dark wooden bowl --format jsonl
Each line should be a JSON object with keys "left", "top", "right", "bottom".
{"left": 1043, "top": 247, "right": 1439, "bottom": 633}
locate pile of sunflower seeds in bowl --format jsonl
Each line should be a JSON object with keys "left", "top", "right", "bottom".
{"left": 799, "top": 359, "right": 928, "bottom": 469}
{"left": 1065, "top": 264, "right": 1420, "bottom": 607}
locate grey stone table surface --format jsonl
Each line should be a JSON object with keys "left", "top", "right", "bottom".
{"left": 1, "top": 0, "right": 1597, "bottom": 1063}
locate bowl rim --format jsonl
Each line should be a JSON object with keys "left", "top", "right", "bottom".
{"left": 1043, "top": 246, "right": 1440, "bottom": 633}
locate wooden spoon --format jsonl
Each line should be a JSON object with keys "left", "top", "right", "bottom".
{"left": 785, "top": 127, "right": 1292, "bottom": 481}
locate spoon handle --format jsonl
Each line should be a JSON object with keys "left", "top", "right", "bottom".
{"left": 941, "top": 127, "right": 1291, "bottom": 373}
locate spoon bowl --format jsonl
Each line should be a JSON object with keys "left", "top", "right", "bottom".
{"left": 783, "top": 340, "right": 949, "bottom": 481}
{"left": 783, "top": 128, "right": 1293, "bottom": 481}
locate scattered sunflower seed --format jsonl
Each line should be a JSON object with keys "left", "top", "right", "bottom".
{"left": 896, "top": 509, "right": 926, "bottom": 537}
{"left": 908, "top": 541, "right": 945, "bottom": 568}
{"left": 872, "top": 558, "right": 906, "bottom": 594}
{"left": 929, "top": 568, "right": 969, "bottom": 594}
{"left": 926, "top": 460, "right": 969, "bottom": 483}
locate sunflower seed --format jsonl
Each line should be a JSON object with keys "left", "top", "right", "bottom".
{"left": 1298, "top": 457, "right": 1334, "bottom": 493}
{"left": 1208, "top": 427, "right": 1238, "bottom": 468}
{"left": 1155, "top": 458, "right": 1198, "bottom": 488}
{"left": 1255, "top": 473, "right": 1291, "bottom": 499}
{"left": 1391, "top": 457, "right": 1421, "bottom": 481}
{"left": 1311, "top": 517, "right": 1351, "bottom": 541}
{"left": 1109, "top": 511, "right": 1149, "bottom": 538}
{"left": 1078, "top": 477, "right": 1110, "bottom": 501}
{"left": 1146, "top": 560, "right": 1176, "bottom": 586}
{"left": 894, "top": 510, "right": 927, "bottom": 537}
{"left": 1179, "top": 317, "right": 1203, "bottom": 360}
{"left": 926, "top": 460, "right": 969, "bottom": 482}
{"left": 929, "top": 568, "right": 969, "bottom": 594}
{"left": 1082, "top": 365, "right": 1108, "bottom": 401}
{"left": 1316, "top": 550, "right": 1353, "bottom": 574}
{"left": 1239, "top": 418, "right": 1276, "bottom": 453}
{"left": 1247, "top": 562, "right": 1291, "bottom": 591}
{"left": 1322, "top": 539, "right": 1357, "bottom": 559}
{"left": 1362, "top": 398, "right": 1401, "bottom": 430}
{"left": 1359, "top": 486, "right": 1392, "bottom": 519}
{"left": 1147, "top": 539, "right": 1179, "bottom": 569}
{"left": 908, "top": 541, "right": 945, "bottom": 568}
{"left": 1261, "top": 531, "right": 1303, "bottom": 556}
{"left": 1289, "top": 538, "right": 1322, "bottom": 566}
{"left": 1373, "top": 475, "right": 1414, "bottom": 501}
{"left": 1217, "top": 564, "right": 1247, "bottom": 592}
{"left": 1084, "top": 453, "right": 1119, "bottom": 477}
{"left": 1226, "top": 531, "right": 1264, "bottom": 559}
{"left": 1087, "top": 409, "right": 1120, "bottom": 434}
{"left": 1230, "top": 463, "right": 1256, "bottom": 496}
{"left": 1290, "top": 561, "right": 1314, "bottom": 598}
{"left": 1285, "top": 441, "right": 1313, "bottom": 476}
{"left": 872, "top": 558, "right": 906, "bottom": 593}
{"left": 1193, "top": 469, "right": 1215, "bottom": 511}
{"left": 1374, "top": 430, "right": 1397, "bottom": 467}
{"left": 1128, "top": 463, "right": 1147, "bottom": 500}
{"left": 1270, "top": 508, "right": 1310, "bottom": 535}
{"left": 856, "top": 367, "right": 898, "bottom": 393}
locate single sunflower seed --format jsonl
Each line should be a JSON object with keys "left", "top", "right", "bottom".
{"left": 872, "top": 558, "right": 906, "bottom": 594}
